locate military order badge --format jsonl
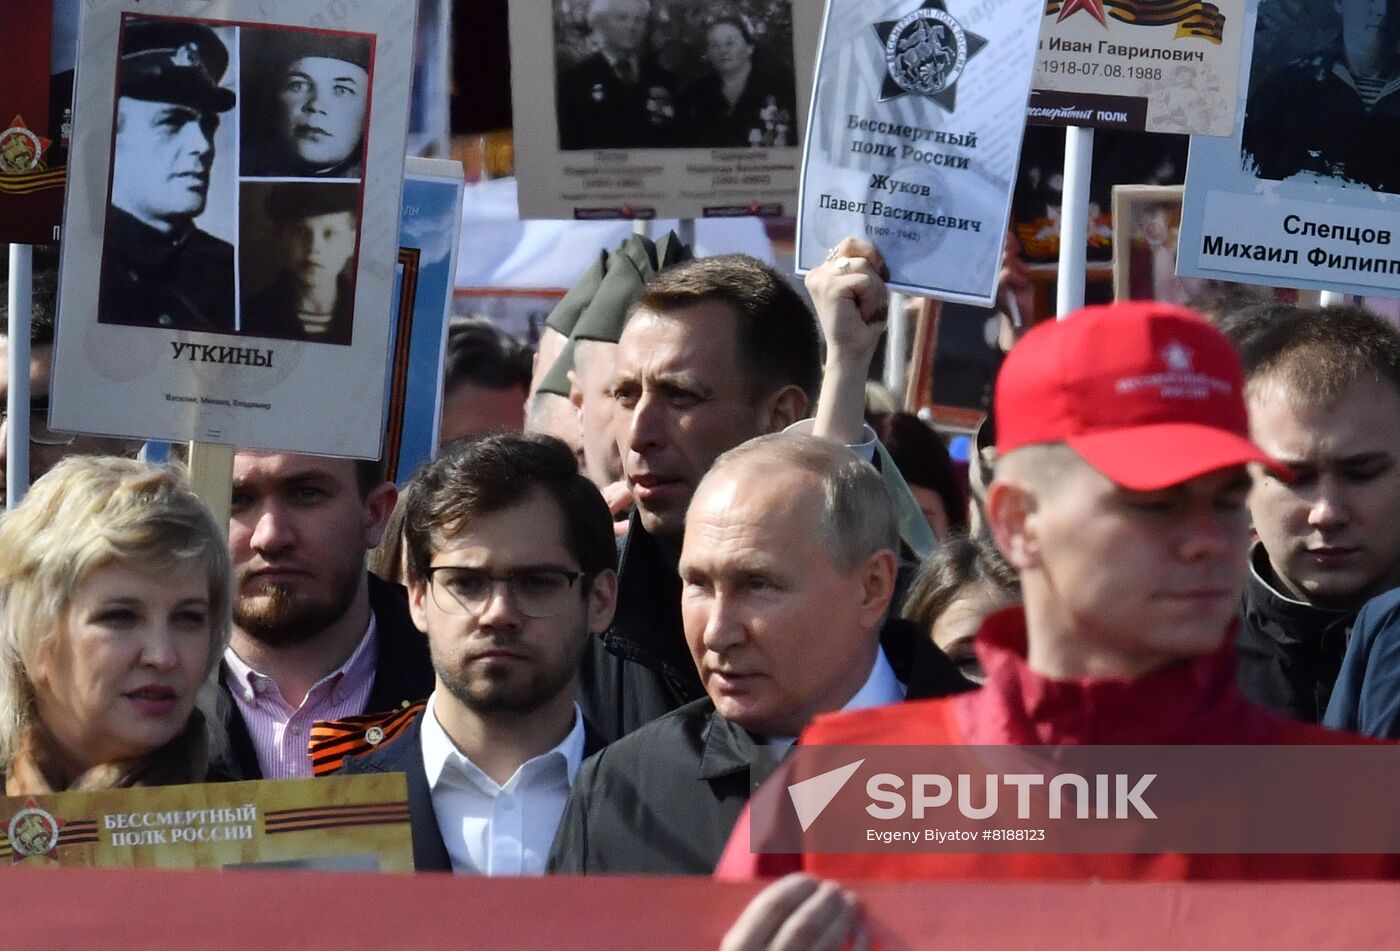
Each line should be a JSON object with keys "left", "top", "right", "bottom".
{"left": 796, "top": 0, "right": 1042, "bottom": 305}
{"left": 874, "top": 2, "right": 986, "bottom": 110}
{"left": 0, "top": 117, "right": 50, "bottom": 174}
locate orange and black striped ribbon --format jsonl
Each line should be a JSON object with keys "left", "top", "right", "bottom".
{"left": 264, "top": 801, "right": 411, "bottom": 835}
{"left": 1043, "top": 0, "right": 1226, "bottom": 42}
{"left": 309, "top": 700, "right": 427, "bottom": 776}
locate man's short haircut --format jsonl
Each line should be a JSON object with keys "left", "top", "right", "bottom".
{"left": 705, "top": 433, "right": 897, "bottom": 570}
{"left": 353, "top": 457, "right": 386, "bottom": 499}
{"left": 443, "top": 317, "right": 532, "bottom": 395}
{"left": 635, "top": 254, "right": 822, "bottom": 407}
{"left": 1233, "top": 304, "right": 1400, "bottom": 405}
{"left": 0, "top": 456, "right": 231, "bottom": 766}
{"left": 993, "top": 442, "right": 1081, "bottom": 493}
{"left": 403, "top": 433, "right": 615, "bottom": 584}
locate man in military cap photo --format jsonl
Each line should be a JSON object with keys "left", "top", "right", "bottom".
{"left": 241, "top": 29, "right": 372, "bottom": 178}
{"left": 241, "top": 183, "right": 360, "bottom": 345}
{"left": 99, "top": 17, "right": 237, "bottom": 334}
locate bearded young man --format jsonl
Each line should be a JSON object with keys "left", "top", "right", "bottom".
{"left": 210, "top": 451, "right": 432, "bottom": 780}
{"left": 341, "top": 434, "right": 616, "bottom": 873}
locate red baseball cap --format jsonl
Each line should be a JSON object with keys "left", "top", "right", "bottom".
{"left": 994, "top": 302, "right": 1289, "bottom": 491}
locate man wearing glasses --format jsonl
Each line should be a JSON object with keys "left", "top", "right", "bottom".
{"left": 340, "top": 433, "right": 616, "bottom": 873}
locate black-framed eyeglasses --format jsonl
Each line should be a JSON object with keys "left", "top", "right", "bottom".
{"left": 0, "top": 400, "right": 76, "bottom": 447}
{"left": 427, "top": 566, "right": 584, "bottom": 619}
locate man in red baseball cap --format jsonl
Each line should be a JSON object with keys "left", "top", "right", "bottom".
{"left": 714, "top": 303, "right": 1394, "bottom": 949}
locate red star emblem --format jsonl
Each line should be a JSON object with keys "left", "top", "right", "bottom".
{"left": 1057, "top": 0, "right": 1108, "bottom": 26}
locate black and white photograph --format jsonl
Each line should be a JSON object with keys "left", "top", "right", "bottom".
{"left": 98, "top": 15, "right": 238, "bottom": 333}
{"left": 553, "top": 0, "right": 797, "bottom": 151}
{"left": 239, "top": 182, "right": 361, "bottom": 345}
{"left": 1240, "top": 0, "right": 1400, "bottom": 194}
{"left": 239, "top": 26, "right": 373, "bottom": 179}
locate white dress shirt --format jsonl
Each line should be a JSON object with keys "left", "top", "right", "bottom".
{"left": 766, "top": 647, "right": 906, "bottom": 749}
{"left": 419, "top": 693, "right": 585, "bottom": 875}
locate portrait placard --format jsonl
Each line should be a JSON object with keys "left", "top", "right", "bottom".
{"left": 50, "top": 0, "right": 416, "bottom": 459}
{"left": 1028, "top": 0, "right": 1253, "bottom": 135}
{"left": 796, "top": 0, "right": 1043, "bottom": 306}
{"left": 0, "top": 0, "right": 76, "bottom": 244}
{"left": 508, "top": 0, "right": 821, "bottom": 220}
{"left": 0, "top": 775, "right": 413, "bottom": 871}
{"left": 382, "top": 157, "right": 465, "bottom": 484}
{"left": 1177, "top": 2, "right": 1400, "bottom": 297}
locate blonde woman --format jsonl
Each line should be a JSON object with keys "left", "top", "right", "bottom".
{"left": 0, "top": 457, "right": 230, "bottom": 792}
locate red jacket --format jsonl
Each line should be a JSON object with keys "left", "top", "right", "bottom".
{"left": 716, "top": 607, "right": 1398, "bottom": 881}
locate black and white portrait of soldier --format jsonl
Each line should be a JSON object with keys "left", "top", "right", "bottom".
{"left": 241, "top": 30, "right": 372, "bottom": 178}
{"left": 99, "top": 18, "right": 236, "bottom": 333}
{"left": 1241, "top": 0, "right": 1400, "bottom": 193}
{"left": 240, "top": 183, "right": 359, "bottom": 345}
{"left": 555, "top": 0, "right": 678, "bottom": 150}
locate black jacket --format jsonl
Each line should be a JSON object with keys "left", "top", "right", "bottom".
{"left": 551, "top": 621, "right": 975, "bottom": 875}
{"left": 340, "top": 707, "right": 608, "bottom": 872}
{"left": 1235, "top": 545, "right": 1356, "bottom": 723}
{"left": 99, "top": 207, "right": 235, "bottom": 333}
{"left": 579, "top": 513, "right": 935, "bottom": 744}
{"left": 556, "top": 51, "right": 677, "bottom": 151}
{"left": 209, "top": 574, "right": 434, "bottom": 780}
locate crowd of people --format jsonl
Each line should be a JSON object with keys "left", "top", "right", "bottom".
{"left": 7, "top": 206, "right": 1400, "bottom": 944}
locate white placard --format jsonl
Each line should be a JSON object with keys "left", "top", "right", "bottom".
{"left": 1029, "top": 0, "right": 1253, "bottom": 136}
{"left": 796, "top": 0, "right": 1042, "bottom": 306}
{"left": 508, "top": 0, "right": 821, "bottom": 221}
{"left": 1177, "top": 2, "right": 1400, "bottom": 298}
{"left": 51, "top": 0, "right": 416, "bottom": 459}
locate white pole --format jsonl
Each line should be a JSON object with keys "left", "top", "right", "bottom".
{"left": 884, "top": 291, "right": 909, "bottom": 400}
{"left": 631, "top": 219, "right": 649, "bottom": 237}
{"left": 1056, "top": 126, "right": 1095, "bottom": 319}
{"left": 6, "top": 243, "right": 32, "bottom": 509}
{"left": 1319, "top": 290, "right": 1345, "bottom": 307}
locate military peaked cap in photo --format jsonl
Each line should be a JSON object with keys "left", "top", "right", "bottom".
{"left": 119, "top": 18, "right": 237, "bottom": 114}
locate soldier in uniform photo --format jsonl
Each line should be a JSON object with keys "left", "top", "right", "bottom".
{"left": 1241, "top": 0, "right": 1400, "bottom": 194}
{"left": 556, "top": 0, "right": 677, "bottom": 150}
{"left": 241, "top": 30, "right": 371, "bottom": 178}
{"left": 241, "top": 184, "right": 359, "bottom": 345}
{"left": 99, "top": 19, "right": 236, "bottom": 333}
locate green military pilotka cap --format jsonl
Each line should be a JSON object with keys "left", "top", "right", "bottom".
{"left": 536, "top": 250, "right": 611, "bottom": 397}
{"left": 574, "top": 231, "right": 693, "bottom": 343}
{"left": 545, "top": 249, "right": 608, "bottom": 336}
{"left": 538, "top": 233, "right": 694, "bottom": 395}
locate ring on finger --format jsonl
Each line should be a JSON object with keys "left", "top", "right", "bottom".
{"left": 837, "top": 257, "right": 851, "bottom": 274}
{"left": 825, "top": 246, "right": 841, "bottom": 262}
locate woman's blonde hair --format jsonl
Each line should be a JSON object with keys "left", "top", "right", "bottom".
{"left": 0, "top": 456, "right": 231, "bottom": 766}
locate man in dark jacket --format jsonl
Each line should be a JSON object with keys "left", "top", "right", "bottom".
{"left": 582, "top": 238, "right": 915, "bottom": 742}
{"left": 549, "top": 434, "right": 973, "bottom": 874}
{"left": 341, "top": 434, "right": 615, "bottom": 873}
{"left": 556, "top": 0, "right": 676, "bottom": 149}
{"left": 210, "top": 452, "right": 432, "bottom": 780}
{"left": 1227, "top": 306, "right": 1400, "bottom": 721}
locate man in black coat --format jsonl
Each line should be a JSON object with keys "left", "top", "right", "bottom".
{"left": 1227, "top": 305, "right": 1400, "bottom": 721}
{"left": 341, "top": 435, "right": 617, "bottom": 874}
{"left": 549, "top": 434, "right": 974, "bottom": 874}
{"left": 580, "top": 238, "right": 918, "bottom": 743}
{"left": 557, "top": 0, "right": 676, "bottom": 149}
{"left": 210, "top": 452, "right": 432, "bottom": 780}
